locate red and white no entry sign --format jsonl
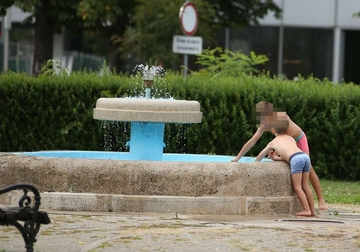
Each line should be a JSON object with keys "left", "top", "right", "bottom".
{"left": 179, "top": 2, "right": 198, "bottom": 36}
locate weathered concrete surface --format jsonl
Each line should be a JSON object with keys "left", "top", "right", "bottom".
{"left": 0, "top": 154, "right": 302, "bottom": 215}
{"left": 0, "top": 205, "right": 359, "bottom": 252}
{"left": 0, "top": 154, "right": 293, "bottom": 197}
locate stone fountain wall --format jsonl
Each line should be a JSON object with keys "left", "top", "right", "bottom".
{"left": 0, "top": 154, "right": 301, "bottom": 215}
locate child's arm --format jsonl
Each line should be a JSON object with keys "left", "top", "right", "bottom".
{"left": 255, "top": 143, "right": 272, "bottom": 161}
{"left": 271, "top": 155, "right": 284, "bottom": 161}
{"left": 267, "top": 149, "right": 284, "bottom": 161}
{"left": 231, "top": 127, "right": 266, "bottom": 162}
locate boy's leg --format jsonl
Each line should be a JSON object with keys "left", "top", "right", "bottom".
{"left": 301, "top": 171, "right": 316, "bottom": 216}
{"left": 309, "top": 163, "right": 328, "bottom": 210}
{"left": 304, "top": 151, "right": 328, "bottom": 210}
{"left": 291, "top": 173, "right": 312, "bottom": 216}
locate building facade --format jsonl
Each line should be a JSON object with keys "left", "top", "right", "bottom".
{"left": 0, "top": 6, "right": 104, "bottom": 75}
{"left": 219, "top": 0, "right": 360, "bottom": 84}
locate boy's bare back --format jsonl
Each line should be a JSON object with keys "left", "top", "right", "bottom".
{"left": 268, "top": 134, "right": 303, "bottom": 162}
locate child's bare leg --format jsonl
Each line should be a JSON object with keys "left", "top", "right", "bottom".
{"left": 302, "top": 171, "right": 316, "bottom": 216}
{"left": 292, "top": 173, "right": 312, "bottom": 216}
{"left": 304, "top": 151, "right": 328, "bottom": 210}
{"left": 309, "top": 165, "right": 328, "bottom": 210}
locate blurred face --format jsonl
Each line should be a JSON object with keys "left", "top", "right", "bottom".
{"left": 256, "top": 102, "right": 274, "bottom": 129}
{"left": 261, "top": 114, "right": 275, "bottom": 128}
{"left": 274, "top": 112, "right": 287, "bottom": 122}
{"left": 256, "top": 102, "right": 273, "bottom": 117}
{"left": 260, "top": 112, "right": 288, "bottom": 131}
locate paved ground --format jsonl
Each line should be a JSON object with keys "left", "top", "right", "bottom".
{"left": 1, "top": 204, "right": 359, "bottom": 252}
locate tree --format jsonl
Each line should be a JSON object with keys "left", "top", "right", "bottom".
{"left": 116, "top": 0, "right": 217, "bottom": 70}
{"left": 1, "top": 0, "right": 134, "bottom": 74}
{"left": 207, "top": 0, "right": 281, "bottom": 28}
{"left": 0, "top": 0, "right": 80, "bottom": 75}
{"left": 117, "top": 0, "right": 281, "bottom": 71}
{"left": 77, "top": 0, "right": 137, "bottom": 71}
{"left": 0, "top": 0, "right": 13, "bottom": 16}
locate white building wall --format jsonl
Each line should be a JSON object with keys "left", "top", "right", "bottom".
{"left": 337, "top": 0, "right": 360, "bottom": 29}
{"left": 259, "top": 0, "right": 282, "bottom": 26}
{"left": 283, "top": 0, "right": 336, "bottom": 27}
{"left": 8, "top": 6, "right": 31, "bottom": 23}
{"left": 261, "top": 0, "right": 360, "bottom": 29}
{"left": 259, "top": 0, "right": 360, "bottom": 82}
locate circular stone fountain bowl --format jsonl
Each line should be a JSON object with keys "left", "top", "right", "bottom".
{"left": 0, "top": 152, "right": 301, "bottom": 215}
{"left": 93, "top": 98, "right": 202, "bottom": 123}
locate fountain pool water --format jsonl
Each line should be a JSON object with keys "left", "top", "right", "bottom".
{"left": 0, "top": 66, "right": 301, "bottom": 215}
{"left": 16, "top": 150, "right": 258, "bottom": 162}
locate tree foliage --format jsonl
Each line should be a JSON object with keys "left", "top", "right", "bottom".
{"left": 0, "top": 0, "right": 80, "bottom": 75}
{"left": 115, "top": 0, "right": 217, "bottom": 70}
{"left": 78, "top": 0, "right": 137, "bottom": 69}
{"left": 194, "top": 47, "right": 269, "bottom": 76}
{"left": 117, "top": 0, "right": 281, "bottom": 70}
{"left": 0, "top": 0, "right": 14, "bottom": 16}
{"left": 207, "top": 0, "right": 281, "bottom": 28}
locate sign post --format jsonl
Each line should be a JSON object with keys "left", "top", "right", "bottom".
{"left": 175, "top": 1, "right": 201, "bottom": 76}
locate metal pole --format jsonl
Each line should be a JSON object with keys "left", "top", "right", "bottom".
{"left": 2, "top": 8, "right": 11, "bottom": 72}
{"left": 183, "top": 54, "right": 188, "bottom": 76}
{"left": 277, "top": 0, "right": 284, "bottom": 77}
{"left": 332, "top": 0, "right": 341, "bottom": 84}
{"left": 182, "top": 0, "right": 188, "bottom": 76}
{"left": 225, "top": 27, "right": 230, "bottom": 50}
{"left": 16, "top": 42, "right": 20, "bottom": 72}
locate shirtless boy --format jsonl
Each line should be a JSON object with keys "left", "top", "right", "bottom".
{"left": 255, "top": 120, "right": 316, "bottom": 217}
{"left": 231, "top": 101, "right": 327, "bottom": 210}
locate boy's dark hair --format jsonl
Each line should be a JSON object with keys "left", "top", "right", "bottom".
{"left": 273, "top": 119, "right": 289, "bottom": 134}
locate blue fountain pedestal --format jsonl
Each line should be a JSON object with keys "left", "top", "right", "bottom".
{"left": 128, "top": 122, "right": 165, "bottom": 161}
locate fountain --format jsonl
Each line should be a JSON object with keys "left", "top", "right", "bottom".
{"left": 94, "top": 64, "right": 202, "bottom": 161}
{"left": 0, "top": 66, "right": 301, "bottom": 215}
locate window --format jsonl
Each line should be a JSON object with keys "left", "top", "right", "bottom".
{"left": 282, "top": 28, "right": 333, "bottom": 80}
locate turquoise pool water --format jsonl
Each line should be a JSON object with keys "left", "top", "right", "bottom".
{"left": 16, "top": 151, "right": 271, "bottom": 162}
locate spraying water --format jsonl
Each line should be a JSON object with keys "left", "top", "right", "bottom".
{"left": 133, "top": 64, "right": 166, "bottom": 99}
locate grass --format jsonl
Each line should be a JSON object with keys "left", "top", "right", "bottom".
{"left": 320, "top": 179, "right": 360, "bottom": 204}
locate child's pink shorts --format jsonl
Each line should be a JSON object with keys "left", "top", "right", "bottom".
{"left": 295, "top": 132, "right": 310, "bottom": 152}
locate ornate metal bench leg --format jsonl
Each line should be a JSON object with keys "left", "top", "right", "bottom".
{"left": 10, "top": 220, "right": 35, "bottom": 252}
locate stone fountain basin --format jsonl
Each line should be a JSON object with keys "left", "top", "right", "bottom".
{"left": 93, "top": 98, "right": 203, "bottom": 123}
{"left": 0, "top": 154, "right": 301, "bottom": 215}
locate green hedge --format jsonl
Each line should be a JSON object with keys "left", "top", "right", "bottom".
{"left": 1, "top": 71, "right": 360, "bottom": 180}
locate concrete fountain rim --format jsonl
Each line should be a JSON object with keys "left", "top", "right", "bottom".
{"left": 93, "top": 97, "right": 203, "bottom": 123}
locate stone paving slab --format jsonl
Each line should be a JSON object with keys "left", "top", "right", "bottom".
{"left": 1, "top": 204, "right": 359, "bottom": 252}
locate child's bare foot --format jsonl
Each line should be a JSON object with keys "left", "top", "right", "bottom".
{"left": 318, "top": 199, "right": 328, "bottom": 210}
{"left": 295, "top": 210, "right": 313, "bottom": 217}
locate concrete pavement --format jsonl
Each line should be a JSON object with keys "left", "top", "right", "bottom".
{"left": 1, "top": 204, "right": 359, "bottom": 252}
